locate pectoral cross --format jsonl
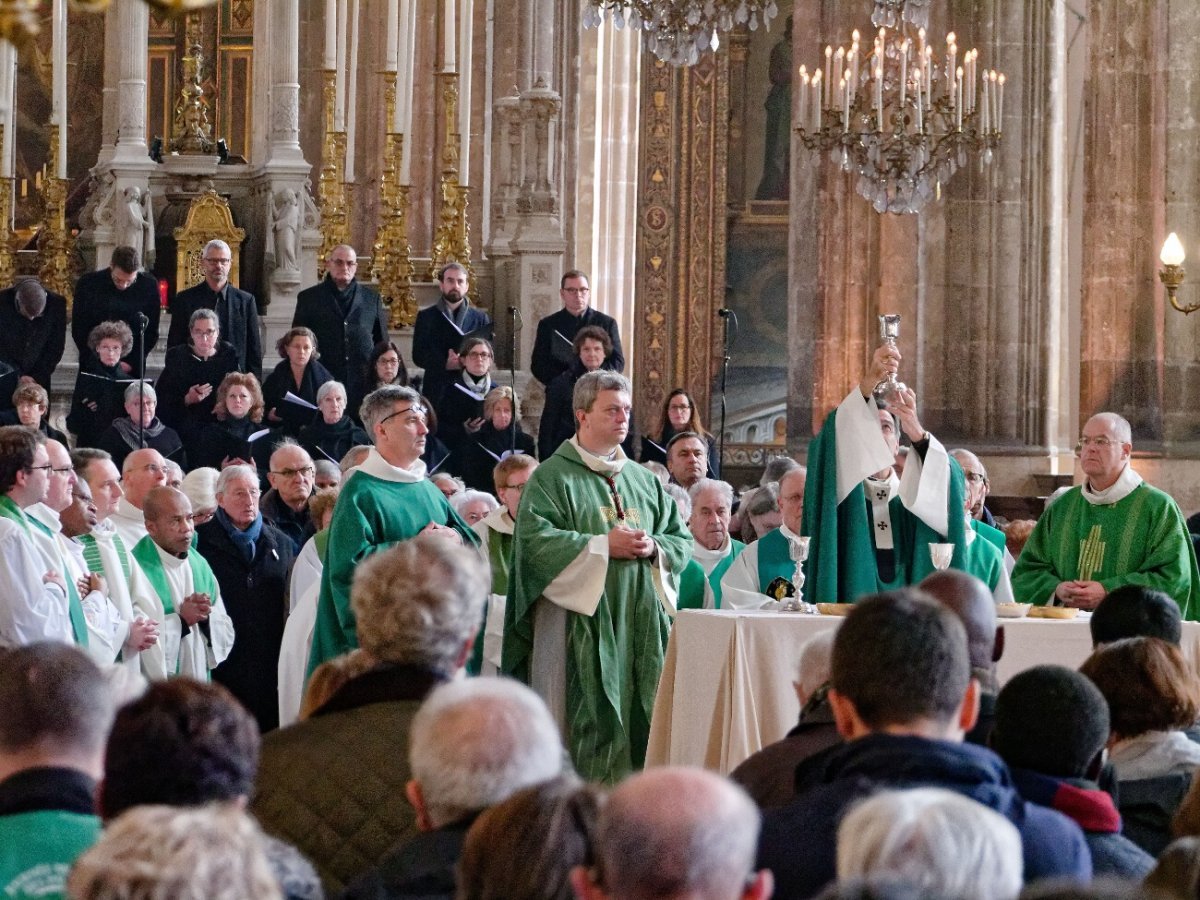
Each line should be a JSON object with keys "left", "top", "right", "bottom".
{"left": 1077, "top": 525, "right": 1106, "bottom": 581}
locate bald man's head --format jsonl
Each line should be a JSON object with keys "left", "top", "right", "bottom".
{"left": 142, "top": 487, "right": 194, "bottom": 557}
{"left": 919, "top": 570, "right": 1000, "bottom": 679}
{"left": 583, "top": 767, "right": 771, "bottom": 900}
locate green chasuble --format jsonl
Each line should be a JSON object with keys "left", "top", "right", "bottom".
{"left": 0, "top": 810, "right": 100, "bottom": 899}
{"left": 1011, "top": 482, "right": 1199, "bottom": 618}
{"left": 503, "top": 440, "right": 692, "bottom": 783}
{"left": 307, "top": 455, "right": 478, "bottom": 677}
{"left": 802, "top": 407, "right": 970, "bottom": 604}
{"left": 467, "top": 516, "right": 515, "bottom": 676}
{"left": 972, "top": 518, "right": 1007, "bottom": 555}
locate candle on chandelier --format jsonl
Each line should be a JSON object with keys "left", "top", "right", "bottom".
{"left": 52, "top": 0, "right": 66, "bottom": 178}
{"left": 843, "top": 74, "right": 851, "bottom": 133}
{"left": 955, "top": 67, "right": 963, "bottom": 130}
{"left": 847, "top": 49, "right": 857, "bottom": 95}
{"left": 799, "top": 67, "right": 809, "bottom": 130}
{"left": 813, "top": 70, "right": 822, "bottom": 129}
{"left": 824, "top": 46, "right": 833, "bottom": 107}
{"left": 924, "top": 45, "right": 932, "bottom": 102}
{"left": 324, "top": 0, "right": 336, "bottom": 70}
{"left": 980, "top": 72, "right": 989, "bottom": 133}
{"left": 997, "top": 73, "right": 1005, "bottom": 129}
{"left": 833, "top": 47, "right": 843, "bottom": 96}
{"left": 385, "top": 0, "right": 398, "bottom": 73}
{"left": 915, "top": 72, "right": 923, "bottom": 132}
{"left": 875, "top": 65, "right": 883, "bottom": 132}
{"left": 899, "top": 39, "right": 908, "bottom": 111}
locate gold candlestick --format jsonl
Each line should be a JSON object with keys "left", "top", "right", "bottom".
{"left": 37, "top": 125, "right": 73, "bottom": 307}
{"left": 0, "top": 125, "right": 14, "bottom": 287}
{"left": 428, "top": 71, "right": 472, "bottom": 284}
{"left": 371, "top": 74, "right": 416, "bottom": 327}
{"left": 317, "top": 68, "right": 350, "bottom": 279}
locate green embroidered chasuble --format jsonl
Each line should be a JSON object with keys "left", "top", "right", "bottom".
{"left": 503, "top": 440, "right": 692, "bottom": 783}
{"left": 1011, "top": 483, "right": 1199, "bottom": 618}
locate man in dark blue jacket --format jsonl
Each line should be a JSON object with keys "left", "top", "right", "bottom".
{"left": 756, "top": 590, "right": 1092, "bottom": 898}
{"left": 412, "top": 262, "right": 492, "bottom": 406}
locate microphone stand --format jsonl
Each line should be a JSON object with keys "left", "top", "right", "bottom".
{"left": 717, "top": 306, "right": 735, "bottom": 475}
{"left": 136, "top": 311, "right": 149, "bottom": 448}
{"left": 508, "top": 306, "right": 520, "bottom": 454}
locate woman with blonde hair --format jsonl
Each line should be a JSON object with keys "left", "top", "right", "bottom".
{"left": 195, "top": 371, "right": 269, "bottom": 471}
{"left": 447, "top": 385, "right": 535, "bottom": 493}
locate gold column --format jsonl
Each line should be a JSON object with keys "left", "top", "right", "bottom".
{"left": 428, "top": 71, "right": 471, "bottom": 282}
{"left": 0, "top": 124, "right": 14, "bottom": 286}
{"left": 317, "top": 68, "right": 350, "bottom": 278}
{"left": 370, "top": 73, "right": 416, "bottom": 326}
{"left": 37, "top": 125, "right": 73, "bottom": 306}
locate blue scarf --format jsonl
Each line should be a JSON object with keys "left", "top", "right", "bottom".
{"left": 215, "top": 508, "right": 262, "bottom": 563}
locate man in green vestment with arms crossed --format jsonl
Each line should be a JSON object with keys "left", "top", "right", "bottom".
{"left": 503, "top": 372, "right": 692, "bottom": 783}
{"left": 1011, "top": 412, "right": 1199, "bottom": 617}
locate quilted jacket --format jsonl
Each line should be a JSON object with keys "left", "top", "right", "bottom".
{"left": 251, "top": 664, "right": 447, "bottom": 895}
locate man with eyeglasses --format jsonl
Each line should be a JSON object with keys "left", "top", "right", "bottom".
{"left": 412, "top": 262, "right": 493, "bottom": 406}
{"left": 72, "top": 245, "right": 160, "bottom": 377}
{"left": 168, "top": 239, "right": 263, "bottom": 377}
{"left": 504, "top": 372, "right": 692, "bottom": 783}
{"left": 197, "top": 464, "right": 295, "bottom": 731}
{"left": 0, "top": 427, "right": 78, "bottom": 646}
{"left": 109, "top": 447, "right": 169, "bottom": 550}
{"left": 308, "top": 385, "right": 479, "bottom": 675}
{"left": 261, "top": 440, "right": 318, "bottom": 554}
{"left": 530, "top": 270, "right": 624, "bottom": 387}
{"left": 293, "top": 244, "right": 388, "bottom": 405}
{"left": 1012, "top": 413, "right": 1199, "bottom": 617}
{"left": 951, "top": 448, "right": 1013, "bottom": 573}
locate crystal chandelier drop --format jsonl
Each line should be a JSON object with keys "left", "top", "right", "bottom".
{"left": 582, "top": 0, "right": 781, "bottom": 67}
{"left": 796, "top": 0, "right": 1003, "bottom": 214}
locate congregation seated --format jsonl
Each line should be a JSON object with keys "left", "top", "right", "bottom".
{"left": 730, "top": 629, "right": 839, "bottom": 809}
{"left": 341, "top": 678, "right": 566, "bottom": 900}
{"left": 67, "top": 320, "right": 133, "bottom": 448}
{"left": 180, "top": 465, "right": 219, "bottom": 526}
{"left": 194, "top": 371, "right": 271, "bottom": 472}
{"left": 639, "top": 388, "right": 719, "bottom": 477}
{"left": 1080, "top": 636, "right": 1200, "bottom": 856}
{"left": 420, "top": 396, "right": 451, "bottom": 474}
{"left": 538, "top": 324, "right": 611, "bottom": 460}
{"left": 734, "top": 480, "right": 782, "bottom": 544}
{"left": 834, "top": 788, "right": 1023, "bottom": 900}
{"left": 447, "top": 385, "right": 535, "bottom": 492}
{"left": 457, "top": 775, "right": 601, "bottom": 900}
{"left": 154, "top": 307, "right": 241, "bottom": 446}
{"left": 0, "top": 644, "right": 112, "bottom": 899}
{"left": 451, "top": 488, "right": 498, "bottom": 527}
{"left": 435, "top": 336, "right": 498, "bottom": 453}
{"left": 263, "top": 327, "right": 334, "bottom": 437}
{"left": 68, "top": 804, "right": 284, "bottom": 900}
{"left": 1, "top": 380, "right": 68, "bottom": 444}
{"left": 298, "top": 380, "right": 370, "bottom": 466}
{"left": 313, "top": 458, "right": 341, "bottom": 489}
{"left": 252, "top": 537, "right": 489, "bottom": 894}
{"left": 260, "top": 440, "right": 317, "bottom": 554}
{"left": 991, "top": 665, "right": 1155, "bottom": 878}
{"left": 97, "top": 679, "right": 321, "bottom": 898}
{"left": 95, "top": 381, "right": 184, "bottom": 472}
{"left": 349, "top": 339, "right": 410, "bottom": 425}
{"left": 1090, "top": 584, "right": 1183, "bottom": 648}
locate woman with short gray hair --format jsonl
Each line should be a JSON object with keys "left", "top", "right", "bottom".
{"left": 94, "top": 380, "right": 184, "bottom": 470}
{"left": 298, "top": 379, "right": 370, "bottom": 465}
{"left": 155, "top": 307, "right": 240, "bottom": 447}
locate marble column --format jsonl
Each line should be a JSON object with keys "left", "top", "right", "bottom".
{"left": 82, "top": 0, "right": 156, "bottom": 272}
{"left": 253, "top": 0, "right": 318, "bottom": 344}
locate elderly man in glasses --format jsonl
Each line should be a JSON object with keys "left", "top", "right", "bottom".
{"left": 1012, "top": 412, "right": 1199, "bottom": 617}
{"left": 261, "top": 439, "right": 318, "bottom": 554}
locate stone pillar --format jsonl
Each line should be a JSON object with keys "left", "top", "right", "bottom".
{"left": 81, "top": 0, "right": 156, "bottom": 273}
{"left": 252, "top": 0, "right": 318, "bottom": 347}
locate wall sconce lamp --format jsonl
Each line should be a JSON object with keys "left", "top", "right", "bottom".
{"left": 1160, "top": 233, "right": 1197, "bottom": 314}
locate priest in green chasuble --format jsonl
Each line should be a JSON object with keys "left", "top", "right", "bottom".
{"left": 1011, "top": 413, "right": 1198, "bottom": 617}
{"left": 503, "top": 372, "right": 692, "bottom": 783}
{"left": 308, "top": 386, "right": 478, "bottom": 676}
{"left": 677, "top": 478, "right": 745, "bottom": 609}
{"left": 720, "top": 467, "right": 807, "bottom": 608}
{"left": 801, "top": 345, "right": 973, "bottom": 603}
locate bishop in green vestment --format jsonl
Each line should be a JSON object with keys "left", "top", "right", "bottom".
{"left": 308, "top": 388, "right": 477, "bottom": 677}
{"left": 1011, "top": 413, "right": 1198, "bottom": 618}
{"left": 802, "top": 346, "right": 971, "bottom": 603}
{"left": 503, "top": 373, "right": 692, "bottom": 783}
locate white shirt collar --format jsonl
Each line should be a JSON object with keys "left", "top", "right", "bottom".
{"left": 357, "top": 448, "right": 427, "bottom": 483}
{"left": 569, "top": 436, "right": 628, "bottom": 475}
{"left": 1082, "top": 463, "right": 1143, "bottom": 506}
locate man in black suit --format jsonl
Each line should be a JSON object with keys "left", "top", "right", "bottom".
{"left": 292, "top": 244, "right": 388, "bottom": 404}
{"left": 0, "top": 278, "right": 66, "bottom": 392}
{"left": 72, "top": 245, "right": 161, "bottom": 377}
{"left": 168, "top": 239, "right": 263, "bottom": 376}
{"left": 530, "top": 269, "right": 624, "bottom": 386}
{"left": 412, "top": 262, "right": 493, "bottom": 406}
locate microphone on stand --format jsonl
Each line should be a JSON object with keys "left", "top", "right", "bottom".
{"left": 718, "top": 308, "right": 733, "bottom": 318}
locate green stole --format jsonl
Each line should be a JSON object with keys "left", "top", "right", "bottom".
{"left": 314, "top": 528, "right": 330, "bottom": 564}
{"left": 486, "top": 528, "right": 514, "bottom": 596}
{"left": 707, "top": 539, "right": 744, "bottom": 607}
{"left": 677, "top": 560, "right": 708, "bottom": 611}
{"left": 0, "top": 496, "right": 89, "bottom": 647}
{"left": 130, "top": 536, "right": 218, "bottom": 616}
{"left": 78, "top": 531, "right": 133, "bottom": 582}
{"left": 757, "top": 528, "right": 798, "bottom": 595}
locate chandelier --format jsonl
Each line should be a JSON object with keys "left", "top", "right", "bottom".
{"left": 796, "top": 0, "right": 1003, "bottom": 213}
{"left": 583, "top": 0, "right": 780, "bottom": 67}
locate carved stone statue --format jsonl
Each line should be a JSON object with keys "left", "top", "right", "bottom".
{"left": 270, "top": 188, "right": 300, "bottom": 273}
{"left": 120, "top": 185, "right": 155, "bottom": 265}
